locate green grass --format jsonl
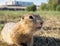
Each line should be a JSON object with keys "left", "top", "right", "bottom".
{"left": 0, "top": 10, "right": 60, "bottom": 17}
{"left": 0, "top": 10, "right": 60, "bottom": 18}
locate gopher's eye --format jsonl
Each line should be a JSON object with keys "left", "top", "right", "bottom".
{"left": 29, "top": 16, "right": 33, "bottom": 19}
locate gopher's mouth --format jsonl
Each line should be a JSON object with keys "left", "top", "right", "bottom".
{"left": 35, "top": 22, "right": 43, "bottom": 29}
{"left": 34, "top": 24, "right": 42, "bottom": 29}
{"left": 36, "top": 26, "right": 41, "bottom": 29}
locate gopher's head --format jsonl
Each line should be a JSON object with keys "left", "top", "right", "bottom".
{"left": 20, "top": 14, "right": 43, "bottom": 34}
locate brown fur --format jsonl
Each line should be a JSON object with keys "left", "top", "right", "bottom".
{"left": 1, "top": 14, "right": 43, "bottom": 46}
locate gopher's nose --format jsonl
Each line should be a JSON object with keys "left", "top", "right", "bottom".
{"left": 40, "top": 22, "right": 43, "bottom": 25}
{"left": 40, "top": 20, "right": 43, "bottom": 25}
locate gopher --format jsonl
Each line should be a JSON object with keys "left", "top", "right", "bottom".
{"left": 1, "top": 14, "right": 43, "bottom": 46}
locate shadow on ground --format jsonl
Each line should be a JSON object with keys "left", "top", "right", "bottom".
{"left": 33, "top": 36, "right": 60, "bottom": 46}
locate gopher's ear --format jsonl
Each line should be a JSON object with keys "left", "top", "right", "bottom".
{"left": 22, "top": 16, "right": 24, "bottom": 19}
{"left": 19, "top": 16, "right": 24, "bottom": 20}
